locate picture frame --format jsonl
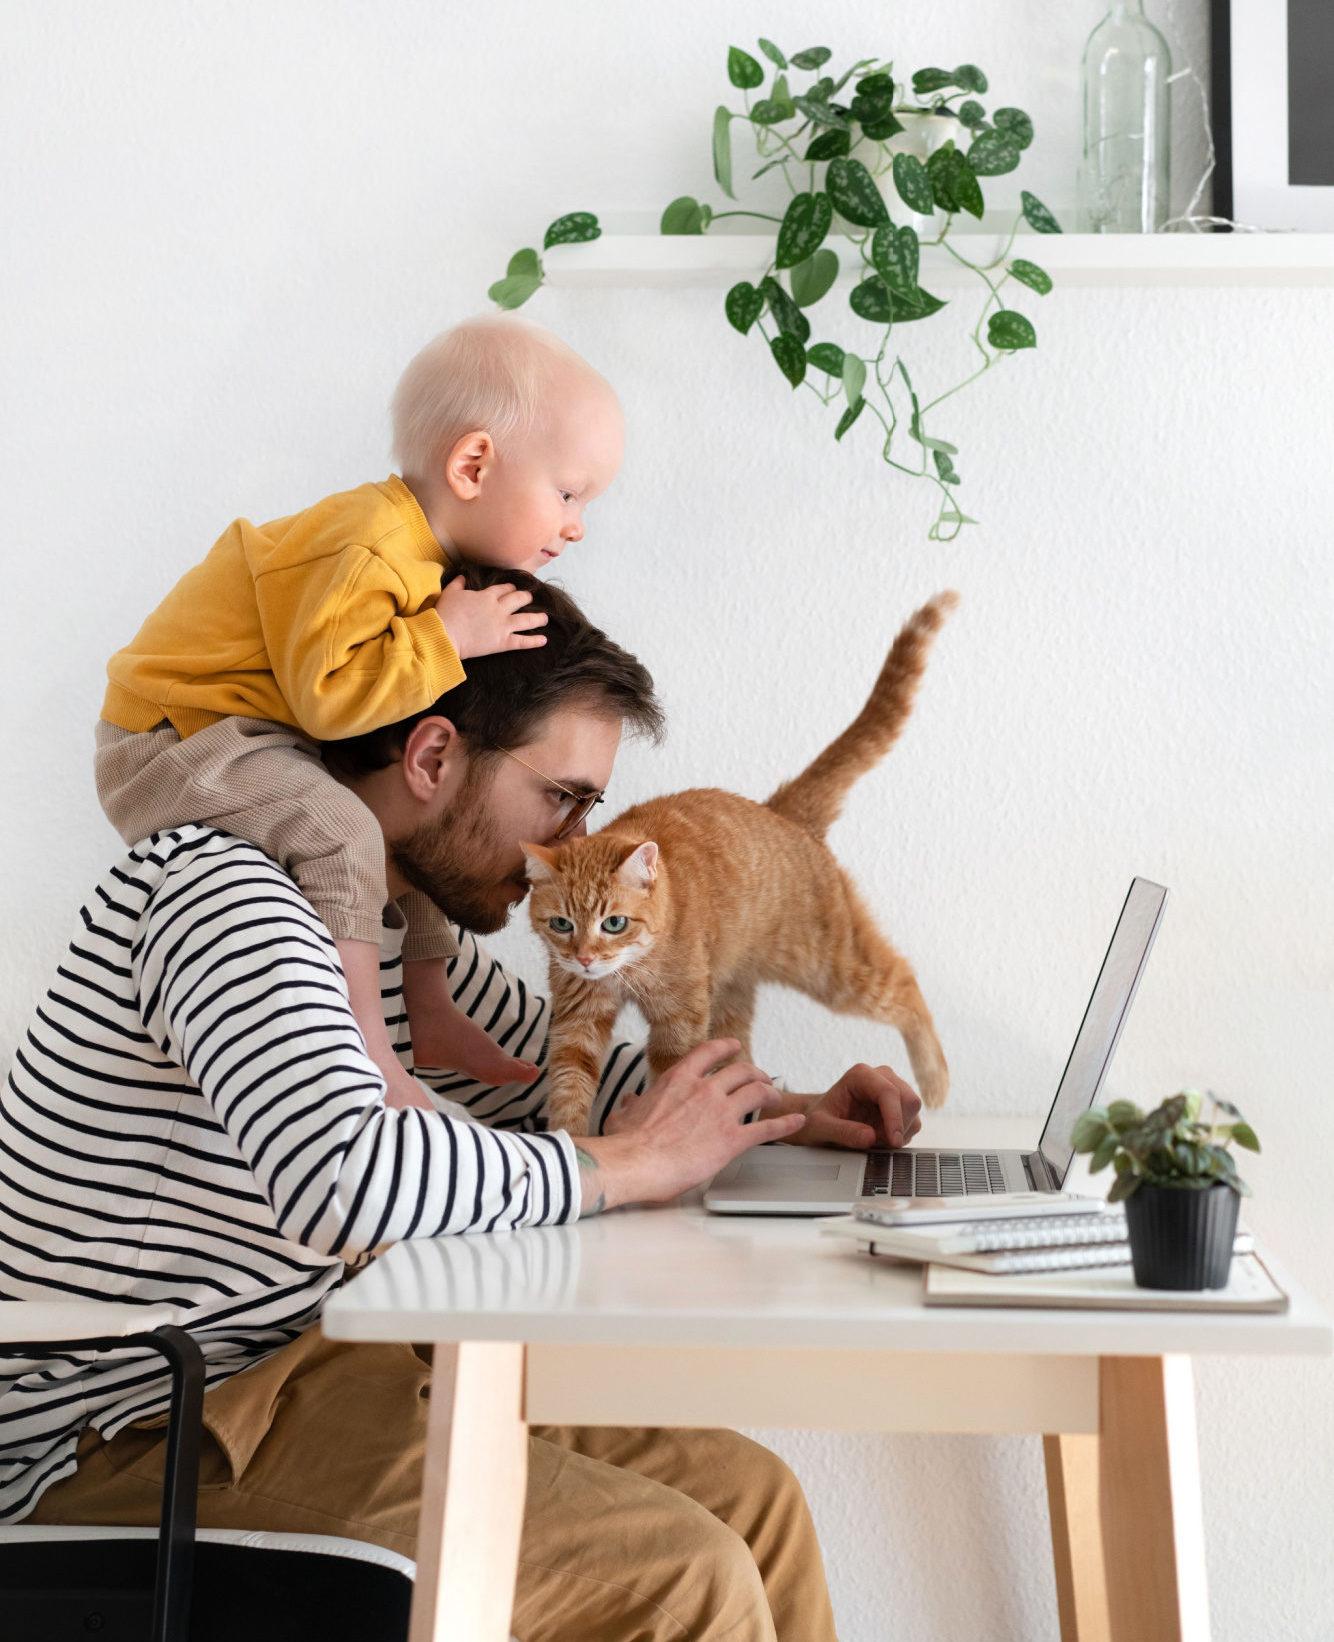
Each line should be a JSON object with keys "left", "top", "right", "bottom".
{"left": 1211, "top": 0, "right": 1334, "bottom": 229}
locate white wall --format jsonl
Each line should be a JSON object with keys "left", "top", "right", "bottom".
{"left": 3, "top": 3, "right": 1332, "bottom": 1638}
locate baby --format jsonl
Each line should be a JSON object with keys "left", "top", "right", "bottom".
{"left": 96, "top": 313, "right": 624, "bottom": 1110}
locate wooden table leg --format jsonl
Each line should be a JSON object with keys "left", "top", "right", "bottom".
{"left": 1044, "top": 1432, "right": 1110, "bottom": 1642}
{"left": 1097, "top": 1355, "right": 1210, "bottom": 1642}
{"left": 410, "top": 1340, "right": 527, "bottom": 1642}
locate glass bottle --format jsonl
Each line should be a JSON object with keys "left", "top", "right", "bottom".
{"left": 1079, "top": 0, "right": 1172, "bottom": 233}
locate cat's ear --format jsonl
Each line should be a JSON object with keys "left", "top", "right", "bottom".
{"left": 616, "top": 840, "right": 659, "bottom": 888}
{"left": 521, "top": 842, "right": 559, "bottom": 883}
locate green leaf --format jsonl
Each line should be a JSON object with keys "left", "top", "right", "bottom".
{"left": 1092, "top": 1134, "right": 1121, "bottom": 1173}
{"left": 1021, "top": 190, "right": 1062, "bottom": 233}
{"left": 794, "top": 94, "right": 848, "bottom": 128}
{"left": 713, "top": 105, "right": 735, "bottom": 199}
{"left": 927, "top": 144, "right": 961, "bottom": 211}
{"left": 487, "top": 273, "right": 541, "bottom": 310}
{"left": 988, "top": 309, "right": 1037, "bottom": 350}
{"left": 849, "top": 274, "right": 894, "bottom": 323}
{"left": 724, "top": 281, "right": 765, "bottom": 334}
{"left": 750, "top": 98, "right": 791, "bottom": 125}
{"left": 841, "top": 352, "right": 866, "bottom": 407}
{"left": 932, "top": 448, "right": 961, "bottom": 486}
{"left": 889, "top": 285, "right": 947, "bottom": 323}
{"left": 543, "top": 212, "right": 600, "bottom": 248}
{"left": 757, "top": 37, "right": 787, "bottom": 69}
{"left": 968, "top": 128, "right": 1022, "bottom": 176}
{"left": 775, "top": 191, "right": 833, "bottom": 269}
{"left": 856, "top": 71, "right": 894, "bottom": 99}
{"left": 790, "top": 246, "right": 839, "bottom": 306}
{"left": 871, "top": 223, "right": 920, "bottom": 292}
{"left": 1008, "top": 258, "right": 1052, "bottom": 294}
{"left": 958, "top": 99, "right": 987, "bottom": 129}
{"left": 791, "top": 45, "right": 832, "bottom": 69}
{"left": 949, "top": 149, "right": 985, "bottom": 218}
{"left": 805, "top": 341, "right": 845, "bottom": 375}
{"left": 760, "top": 275, "right": 811, "bottom": 342}
{"left": 825, "top": 156, "right": 889, "bottom": 226}
{"left": 1231, "top": 1122, "right": 1261, "bottom": 1152}
{"left": 993, "top": 107, "right": 1034, "bottom": 149}
{"left": 835, "top": 397, "right": 865, "bottom": 440}
{"left": 771, "top": 74, "right": 794, "bottom": 113}
{"left": 804, "top": 127, "right": 851, "bottom": 160}
{"left": 660, "top": 195, "right": 707, "bottom": 235}
{"left": 1107, "top": 1173, "right": 1138, "bottom": 1204}
{"left": 861, "top": 111, "right": 905, "bottom": 141}
{"left": 728, "top": 46, "right": 764, "bottom": 89}
{"left": 506, "top": 247, "right": 541, "bottom": 278}
{"left": 892, "top": 152, "right": 935, "bottom": 215}
{"left": 912, "top": 67, "right": 955, "bottom": 94}
{"left": 954, "top": 64, "right": 988, "bottom": 94}
{"left": 770, "top": 332, "right": 807, "bottom": 387}
{"left": 1071, "top": 1111, "right": 1108, "bottom": 1152}
{"left": 1107, "top": 1099, "right": 1143, "bottom": 1130}
{"left": 850, "top": 88, "right": 896, "bottom": 125}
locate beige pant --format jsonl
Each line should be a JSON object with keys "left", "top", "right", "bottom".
{"left": 30, "top": 1326, "right": 837, "bottom": 1642}
{"left": 94, "top": 717, "right": 455, "bottom": 961}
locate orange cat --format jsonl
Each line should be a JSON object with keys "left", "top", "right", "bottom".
{"left": 523, "top": 592, "right": 959, "bottom": 1136}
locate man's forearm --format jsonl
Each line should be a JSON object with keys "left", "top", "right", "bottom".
{"left": 572, "top": 1134, "right": 650, "bottom": 1216}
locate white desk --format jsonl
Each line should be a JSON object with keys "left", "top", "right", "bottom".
{"left": 323, "top": 1118, "right": 1332, "bottom": 1642}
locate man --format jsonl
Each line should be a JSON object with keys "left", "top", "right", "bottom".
{"left": 3, "top": 568, "right": 923, "bottom": 1641}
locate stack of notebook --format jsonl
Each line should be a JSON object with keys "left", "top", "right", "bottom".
{"left": 819, "top": 1201, "right": 1288, "bottom": 1312}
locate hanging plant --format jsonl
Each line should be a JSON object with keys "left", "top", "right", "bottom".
{"left": 488, "top": 41, "right": 1062, "bottom": 540}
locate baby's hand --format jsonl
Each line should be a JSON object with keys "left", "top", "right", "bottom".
{"left": 436, "top": 577, "right": 548, "bottom": 661}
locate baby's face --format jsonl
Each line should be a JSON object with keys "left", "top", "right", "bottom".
{"left": 463, "top": 376, "right": 623, "bottom": 574}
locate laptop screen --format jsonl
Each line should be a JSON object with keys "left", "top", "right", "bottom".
{"left": 1036, "top": 877, "right": 1169, "bottom": 1187}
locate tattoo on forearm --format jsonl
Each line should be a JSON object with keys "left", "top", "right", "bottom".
{"left": 574, "top": 1145, "right": 607, "bottom": 1216}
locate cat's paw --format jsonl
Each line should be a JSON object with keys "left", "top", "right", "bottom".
{"left": 917, "top": 1064, "right": 950, "bottom": 1109}
{"left": 545, "top": 1091, "right": 594, "bottom": 1137}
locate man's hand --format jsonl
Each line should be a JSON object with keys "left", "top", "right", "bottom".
{"left": 436, "top": 576, "right": 548, "bottom": 660}
{"left": 570, "top": 1039, "right": 806, "bottom": 1213}
{"left": 782, "top": 1063, "right": 924, "bottom": 1151}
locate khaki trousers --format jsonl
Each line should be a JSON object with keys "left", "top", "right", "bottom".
{"left": 30, "top": 1327, "right": 837, "bottom": 1642}
{"left": 94, "top": 717, "right": 455, "bottom": 961}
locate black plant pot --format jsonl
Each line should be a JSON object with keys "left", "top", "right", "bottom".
{"left": 1123, "top": 1181, "right": 1240, "bottom": 1290}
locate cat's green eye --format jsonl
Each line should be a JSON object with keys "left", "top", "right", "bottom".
{"left": 600, "top": 915, "right": 629, "bottom": 934}
{"left": 548, "top": 916, "right": 575, "bottom": 934}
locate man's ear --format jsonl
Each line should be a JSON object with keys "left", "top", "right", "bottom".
{"left": 400, "top": 715, "right": 461, "bottom": 803}
{"left": 616, "top": 841, "right": 658, "bottom": 888}
{"left": 521, "top": 842, "right": 559, "bottom": 882}
{"left": 443, "top": 428, "right": 494, "bottom": 500}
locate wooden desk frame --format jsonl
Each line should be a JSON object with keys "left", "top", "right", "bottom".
{"left": 410, "top": 1342, "right": 1208, "bottom": 1642}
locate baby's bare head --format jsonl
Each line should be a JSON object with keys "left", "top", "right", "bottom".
{"left": 392, "top": 313, "right": 623, "bottom": 574}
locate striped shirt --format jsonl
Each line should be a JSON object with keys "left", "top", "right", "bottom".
{"left": 0, "top": 825, "right": 649, "bottom": 1522}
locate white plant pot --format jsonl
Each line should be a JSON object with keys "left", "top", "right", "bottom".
{"left": 865, "top": 112, "right": 959, "bottom": 238}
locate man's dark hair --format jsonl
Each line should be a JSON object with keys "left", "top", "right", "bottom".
{"left": 322, "top": 564, "right": 663, "bottom": 777}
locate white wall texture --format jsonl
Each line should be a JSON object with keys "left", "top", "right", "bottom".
{"left": 3, "top": 3, "right": 1332, "bottom": 1638}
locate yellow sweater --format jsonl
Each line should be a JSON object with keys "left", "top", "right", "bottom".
{"left": 102, "top": 475, "right": 464, "bottom": 741}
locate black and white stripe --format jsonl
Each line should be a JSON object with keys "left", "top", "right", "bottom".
{"left": 0, "top": 826, "right": 649, "bottom": 1522}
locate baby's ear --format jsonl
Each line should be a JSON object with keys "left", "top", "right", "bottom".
{"left": 616, "top": 840, "right": 659, "bottom": 888}
{"left": 521, "top": 842, "right": 559, "bottom": 883}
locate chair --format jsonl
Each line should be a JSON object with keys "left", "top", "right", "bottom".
{"left": 0, "top": 1300, "right": 414, "bottom": 1641}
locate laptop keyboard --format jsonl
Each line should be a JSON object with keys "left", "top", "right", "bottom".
{"left": 862, "top": 1149, "right": 1009, "bottom": 1197}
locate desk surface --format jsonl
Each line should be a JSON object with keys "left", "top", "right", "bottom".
{"left": 324, "top": 1116, "right": 1333, "bottom": 1358}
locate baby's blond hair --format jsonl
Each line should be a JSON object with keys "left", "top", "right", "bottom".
{"left": 391, "top": 313, "right": 608, "bottom": 481}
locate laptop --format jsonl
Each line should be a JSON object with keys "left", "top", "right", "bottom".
{"left": 704, "top": 877, "right": 1168, "bottom": 1215}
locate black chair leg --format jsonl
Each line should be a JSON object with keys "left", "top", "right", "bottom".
{"left": 2, "top": 1322, "right": 206, "bottom": 1642}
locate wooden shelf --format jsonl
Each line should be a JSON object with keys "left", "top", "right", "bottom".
{"left": 543, "top": 230, "right": 1334, "bottom": 290}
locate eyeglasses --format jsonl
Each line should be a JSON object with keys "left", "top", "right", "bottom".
{"left": 499, "top": 748, "right": 605, "bottom": 841}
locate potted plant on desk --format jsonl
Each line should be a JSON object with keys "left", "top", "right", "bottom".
{"left": 1072, "top": 1091, "right": 1261, "bottom": 1291}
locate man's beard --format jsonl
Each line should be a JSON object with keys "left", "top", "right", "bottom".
{"left": 391, "top": 764, "right": 521, "bottom": 935}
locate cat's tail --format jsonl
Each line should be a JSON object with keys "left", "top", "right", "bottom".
{"left": 766, "top": 591, "right": 959, "bottom": 839}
